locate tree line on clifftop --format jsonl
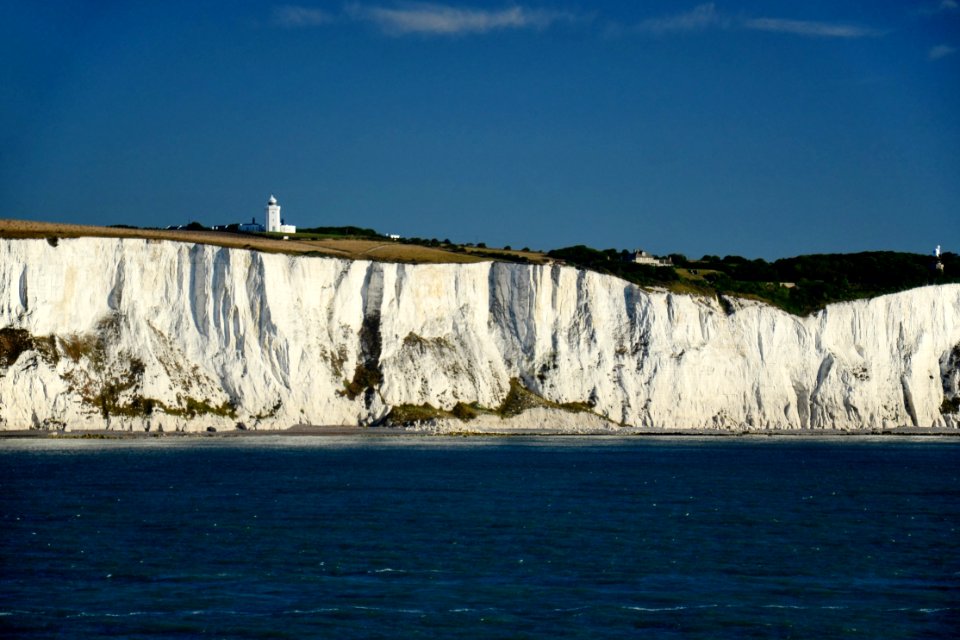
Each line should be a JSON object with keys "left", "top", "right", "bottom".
{"left": 546, "top": 245, "right": 959, "bottom": 316}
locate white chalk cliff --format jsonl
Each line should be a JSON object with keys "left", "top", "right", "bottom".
{"left": 1, "top": 237, "right": 958, "bottom": 432}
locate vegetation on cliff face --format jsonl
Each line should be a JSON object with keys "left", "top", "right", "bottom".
{"left": 383, "top": 378, "right": 599, "bottom": 426}
{"left": 0, "top": 328, "right": 37, "bottom": 368}
{"left": 2, "top": 321, "right": 236, "bottom": 423}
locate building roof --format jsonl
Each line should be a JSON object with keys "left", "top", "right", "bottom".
{"left": 268, "top": 195, "right": 277, "bottom": 205}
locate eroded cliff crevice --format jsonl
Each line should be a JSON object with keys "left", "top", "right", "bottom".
{"left": 940, "top": 344, "right": 960, "bottom": 417}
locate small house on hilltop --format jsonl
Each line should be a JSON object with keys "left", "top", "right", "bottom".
{"left": 628, "top": 249, "right": 672, "bottom": 267}
{"left": 238, "top": 217, "right": 264, "bottom": 232}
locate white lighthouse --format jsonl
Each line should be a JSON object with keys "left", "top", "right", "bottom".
{"left": 265, "top": 195, "right": 281, "bottom": 233}
{"left": 264, "top": 195, "right": 296, "bottom": 234}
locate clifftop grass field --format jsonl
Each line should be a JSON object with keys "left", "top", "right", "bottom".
{"left": 0, "top": 219, "right": 545, "bottom": 265}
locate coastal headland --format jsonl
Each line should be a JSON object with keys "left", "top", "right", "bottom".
{"left": 1, "top": 220, "right": 958, "bottom": 434}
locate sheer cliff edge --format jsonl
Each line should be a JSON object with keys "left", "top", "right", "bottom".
{"left": 2, "top": 237, "right": 959, "bottom": 432}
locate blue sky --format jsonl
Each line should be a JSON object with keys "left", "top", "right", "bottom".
{"left": 2, "top": 1, "right": 957, "bottom": 259}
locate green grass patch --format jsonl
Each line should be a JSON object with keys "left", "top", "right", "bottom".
{"left": 384, "top": 380, "right": 602, "bottom": 426}
{"left": 497, "top": 378, "right": 552, "bottom": 417}
{"left": 386, "top": 403, "right": 451, "bottom": 423}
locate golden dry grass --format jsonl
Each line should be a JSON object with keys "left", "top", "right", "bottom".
{"left": 461, "top": 246, "right": 548, "bottom": 263}
{"left": 0, "top": 219, "right": 548, "bottom": 265}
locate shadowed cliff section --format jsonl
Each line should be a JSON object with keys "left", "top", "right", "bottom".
{"left": 342, "top": 263, "right": 384, "bottom": 408}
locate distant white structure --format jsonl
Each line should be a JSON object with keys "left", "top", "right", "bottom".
{"left": 265, "top": 195, "right": 296, "bottom": 234}
{"left": 935, "top": 245, "right": 941, "bottom": 258}
{"left": 265, "top": 195, "right": 280, "bottom": 232}
{"left": 629, "top": 249, "right": 672, "bottom": 267}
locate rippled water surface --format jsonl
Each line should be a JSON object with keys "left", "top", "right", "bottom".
{"left": 2, "top": 436, "right": 959, "bottom": 638}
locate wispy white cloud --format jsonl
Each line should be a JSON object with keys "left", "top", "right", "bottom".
{"left": 345, "top": 3, "right": 578, "bottom": 36}
{"left": 633, "top": 3, "right": 727, "bottom": 35}
{"left": 625, "top": 4, "right": 883, "bottom": 40}
{"left": 273, "top": 5, "right": 335, "bottom": 28}
{"left": 939, "top": 0, "right": 959, "bottom": 11}
{"left": 274, "top": 3, "right": 886, "bottom": 42}
{"left": 929, "top": 44, "right": 957, "bottom": 60}
{"left": 742, "top": 17, "right": 884, "bottom": 39}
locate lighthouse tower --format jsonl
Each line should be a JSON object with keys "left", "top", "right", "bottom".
{"left": 265, "top": 195, "right": 281, "bottom": 233}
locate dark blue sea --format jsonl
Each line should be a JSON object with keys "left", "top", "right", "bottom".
{"left": 1, "top": 436, "right": 959, "bottom": 639}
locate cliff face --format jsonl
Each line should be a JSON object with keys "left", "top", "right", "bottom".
{"left": 1, "top": 237, "right": 958, "bottom": 432}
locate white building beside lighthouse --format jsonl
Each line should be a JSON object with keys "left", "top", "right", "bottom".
{"left": 265, "top": 195, "right": 296, "bottom": 234}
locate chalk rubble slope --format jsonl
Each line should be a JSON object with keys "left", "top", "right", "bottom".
{"left": 1, "top": 237, "right": 958, "bottom": 432}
